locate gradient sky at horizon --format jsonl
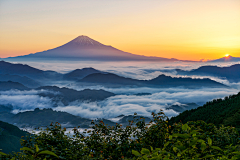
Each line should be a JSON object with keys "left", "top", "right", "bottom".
{"left": 0, "top": 0, "right": 240, "bottom": 60}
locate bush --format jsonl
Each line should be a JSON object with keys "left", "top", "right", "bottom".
{"left": 0, "top": 111, "right": 239, "bottom": 159}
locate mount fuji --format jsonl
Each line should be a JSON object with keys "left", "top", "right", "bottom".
{"left": 5, "top": 35, "right": 185, "bottom": 61}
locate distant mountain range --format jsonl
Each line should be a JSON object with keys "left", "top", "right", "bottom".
{"left": 37, "top": 86, "right": 115, "bottom": 105}
{"left": 0, "top": 81, "right": 29, "bottom": 91}
{"left": 78, "top": 73, "right": 227, "bottom": 88}
{"left": 176, "top": 64, "right": 240, "bottom": 82}
{"left": 4, "top": 36, "right": 191, "bottom": 62}
{"left": 0, "top": 61, "right": 229, "bottom": 89}
{"left": 209, "top": 55, "right": 240, "bottom": 62}
{"left": 0, "top": 82, "right": 115, "bottom": 105}
{"left": 63, "top": 67, "right": 105, "bottom": 80}
{"left": 0, "top": 108, "right": 92, "bottom": 128}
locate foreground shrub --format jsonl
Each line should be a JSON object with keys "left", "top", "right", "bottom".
{"left": 0, "top": 111, "right": 239, "bottom": 159}
{"left": 132, "top": 123, "right": 240, "bottom": 159}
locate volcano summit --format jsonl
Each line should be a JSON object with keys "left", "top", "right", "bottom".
{"left": 6, "top": 36, "right": 180, "bottom": 61}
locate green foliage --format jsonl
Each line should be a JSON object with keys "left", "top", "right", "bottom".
{"left": 0, "top": 121, "right": 28, "bottom": 153}
{"left": 132, "top": 124, "right": 240, "bottom": 159}
{"left": 0, "top": 145, "right": 58, "bottom": 160}
{"left": 1, "top": 111, "right": 239, "bottom": 159}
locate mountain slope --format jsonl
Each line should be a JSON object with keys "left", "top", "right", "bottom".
{"left": 0, "top": 61, "right": 62, "bottom": 81}
{"left": 0, "top": 74, "right": 41, "bottom": 88}
{"left": 5, "top": 36, "right": 186, "bottom": 62}
{"left": 176, "top": 64, "right": 240, "bottom": 82}
{"left": 169, "top": 92, "right": 240, "bottom": 130}
{"left": 0, "top": 81, "right": 29, "bottom": 91}
{"left": 0, "top": 121, "right": 28, "bottom": 153}
{"left": 63, "top": 67, "right": 104, "bottom": 80}
{"left": 7, "top": 108, "right": 92, "bottom": 128}
{"left": 37, "top": 86, "right": 115, "bottom": 104}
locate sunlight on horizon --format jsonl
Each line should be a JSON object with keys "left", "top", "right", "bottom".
{"left": 0, "top": 0, "right": 239, "bottom": 60}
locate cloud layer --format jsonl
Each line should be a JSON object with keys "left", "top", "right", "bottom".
{"left": 0, "top": 87, "right": 238, "bottom": 119}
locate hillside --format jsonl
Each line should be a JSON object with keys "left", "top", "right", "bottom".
{"left": 37, "top": 86, "right": 115, "bottom": 105}
{"left": 0, "top": 81, "right": 29, "bottom": 91}
{"left": 63, "top": 67, "right": 104, "bottom": 80}
{"left": 0, "top": 121, "right": 28, "bottom": 153}
{"left": 0, "top": 74, "right": 41, "bottom": 88}
{"left": 169, "top": 92, "right": 240, "bottom": 130}
{"left": 6, "top": 108, "right": 92, "bottom": 128}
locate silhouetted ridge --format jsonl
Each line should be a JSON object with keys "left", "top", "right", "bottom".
{"left": 78, "top": 73, "right": 227, "bottom": 88}
{"left": 63, "top": 67, "right": 104, "bottom": 80}
{"left": 0, "top": 81, "right": 29, "bottom": 91}
{"left": 176, "top": 64, "right": 240, "bottom": 82}
{"left": 37, "top": 86, "right": 115, "bottom": 104}
{"left": 79, "top": 73, "right": 140, "bottom": 85}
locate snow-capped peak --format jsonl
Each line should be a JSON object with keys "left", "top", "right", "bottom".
{"left": 69, "top": 35, "right": 105, "bottom": 46}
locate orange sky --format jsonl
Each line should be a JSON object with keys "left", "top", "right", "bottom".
{"left": 0, "top": 0, "right": 239, "bottom": 60}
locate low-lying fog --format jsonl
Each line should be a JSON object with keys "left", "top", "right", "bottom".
{"left": 2, "top": 60, "right": 240, "bottom": 119}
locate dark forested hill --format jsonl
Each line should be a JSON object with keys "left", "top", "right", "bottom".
{"left": 37, "top": 86, "right": 115, "bottom": 105}
{"left": 169, "top": 92, "right": 240, "bottom": 130}
{"left": 6, "top": 108, "right": 92, "bottom": 128}
{"left": 0, "top": 81, "right": 29, "bottom": 91}
{"left": 63, "top": 68, "right": 104, "bottom": 80}
{"left": 0, "top": 121, "right": 28, "bottom": 153}
{"left": 0, "top": 74, "right": 41, "bottom": 88}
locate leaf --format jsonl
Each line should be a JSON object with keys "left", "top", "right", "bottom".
{"left": 143, "top": 155, "right": 148, "bottom": 160}
{"left": 208, "top": 137, "right": 212, "bottom": 146}
{"left": 182, "top": 124, "right": 189, "bottom": 131}
{"left": 177, "top": 134, "right": 190, "bottom": 139}
{"left": 36, "top": 144, "right": 39, "bottom": 153}
{"left": 20, "top": 147, "right": 34, "bottom": 154}
{"left": 172, "top": 133, "right": 190, "bottom": 139}
{"left": 177, "top": 152, "right": 181, "bottom": 157}
{"left": 132, "top": 150, "right": 141, "bottom": 156}
{"left": 141, "top": 148, "right": 150, "bottom": 155}
{"left": 169, "top": 135, "right": 172, "bottom": 140}
{"left": 190, "top": 130, "right": 198, "bottom": 135}
{"left": 211, "top": 146, "right": 222, "bottom": 151}
{"left": 0, "top": 152, "right": 7, "bottom": 156}
{"left": 150, "top": 146, "right": 153, "bottom": 152}
{"left": 202, "top": 155, "right": 215, "bottom": 158}
{"left": 190, "top": 139, "right": 198, "bottom": 147}
{"left": 173, "top": 147, "right": 178, "bottom": 153}
{"left": 38, "top": 150, "right": 59, "bottom": 158}
{"left": 164, "top": 142, "right": 170, "bottom": 148}
{"left": 201, "top": 142, "right": 206, "bottom": 151}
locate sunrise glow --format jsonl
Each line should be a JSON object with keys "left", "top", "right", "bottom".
{"left": 0, "top": 0, "right": 240, "bottom": 60}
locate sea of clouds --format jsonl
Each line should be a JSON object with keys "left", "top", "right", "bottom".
{"left": 0, "top": 87, "right": 238, "bottom": 119}
{"left": 1, "top": 60, "right": 240, "bottom": 119}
